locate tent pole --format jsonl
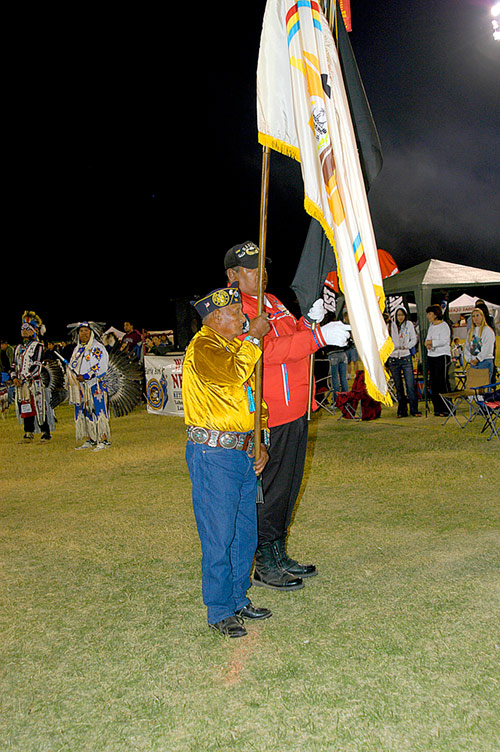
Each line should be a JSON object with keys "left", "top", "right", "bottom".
{"left": 254, "top": 145, "right": 271, "bottom": 459}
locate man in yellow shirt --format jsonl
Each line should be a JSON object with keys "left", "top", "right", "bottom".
{"left": 183, "top": 285, "right": 272, "bottom": 637}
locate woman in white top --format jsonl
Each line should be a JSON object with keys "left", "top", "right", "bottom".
{"left": 425, "top": 304, "right": 451, "bottom": 416}
{"left": 387, "top": 307, "right": 421, "bottom": 417}
{"left": 464, "top": 307, "right": 496, "bottom": 383}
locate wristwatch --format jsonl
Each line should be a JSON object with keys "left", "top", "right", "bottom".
{"left": 244, "top": 335, "right": 261, "bottom": 347}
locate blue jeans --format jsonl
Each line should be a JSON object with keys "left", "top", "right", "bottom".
{"left": 388, "top": 355, "right": 419, "bottom": 415}
{"left": 327, "top": 351, "right": 348, "bottom": 398}
{"left": 185, "top": 441, "right": 258, "bottom": 624}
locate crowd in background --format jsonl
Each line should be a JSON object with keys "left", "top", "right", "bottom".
{"left": 0, "top": 321, "right": 176, "bottom": 414}
{"left": 1, "top": 323, "right": 176, "bottom": 372}
{"left": 1, "top": 302, "right": 498, "bottom": 419}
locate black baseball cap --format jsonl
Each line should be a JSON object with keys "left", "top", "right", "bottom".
{"left": 224, "top": 241, "right": 272, "bottom": 270}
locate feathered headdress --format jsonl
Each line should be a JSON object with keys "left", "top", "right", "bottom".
{"left": 21, "top": 310, "right": 45, "bottom": 339}
{"left": 67, "top": 321, "right": 106, "bottom": 342}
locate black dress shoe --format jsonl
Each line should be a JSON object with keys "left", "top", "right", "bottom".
{"left": 235, "top": 602, "right": 272, "bottom": 620}
{"left": 209, "top": 615, "right": 247, "bottom": 638}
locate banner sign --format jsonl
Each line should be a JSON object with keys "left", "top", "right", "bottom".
{"left": 144, "top": 354, "right": 184, "bottom": 416}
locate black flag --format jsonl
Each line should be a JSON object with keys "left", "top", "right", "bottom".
{"left": 290, "top": 218, "right": 336, "bottom": 317}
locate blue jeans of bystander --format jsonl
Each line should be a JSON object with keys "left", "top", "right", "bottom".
{"left": 388, "top": 355, "right": 419, "bottom": 416}
{"left": 327, "top": 351, "right": 348, "bottom": 399}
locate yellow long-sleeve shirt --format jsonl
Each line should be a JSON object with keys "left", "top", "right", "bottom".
{"left": 182, "top": 325, "right": 268, "bottom": 433}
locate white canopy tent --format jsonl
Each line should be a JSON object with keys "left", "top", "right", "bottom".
{"left": 448, "top": 294, "right": 500, "bottom": 331}
{"left": 104, "top": 326, "right": 125, "bottom": 339}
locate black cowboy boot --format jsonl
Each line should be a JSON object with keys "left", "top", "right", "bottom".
{"left": 275, "top": 535, "right": 318, "bottom": 578}
{"left": 252, "top": 541, "right": 304, "bottom": 590}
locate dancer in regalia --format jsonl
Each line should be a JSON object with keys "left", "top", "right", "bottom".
{"left": 66, "top": 321, "right": 111, "bottom": 451}
{"left": 11, "top": 311, "right": 54, "bottom": 443}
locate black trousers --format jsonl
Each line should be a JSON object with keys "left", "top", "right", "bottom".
{"left": 258, "top": 413, "right": 309, "bottom": 544}
{"left": 428, "top": 354, "right": 451, "bottom": 414}
{"left": 23, "top": 415, "right": 50, "bottom": 434}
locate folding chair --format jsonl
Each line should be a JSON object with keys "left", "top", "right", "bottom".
{"left": 334, "top": 370, "right": 363, "bottom": 420}
{"left": 482, "top": 399, "right": 500, "bottom": 443}
{"left": 314, "top": 373, "right": 336, "bottom": 416}
{"left": 454, "top": 370, "right": 467, "bottom": 390}
{"left": 439, "top": 368, "right": 490, "bottom": 428}
{"left": 387, "top": 376, "right": 398, "bottom": 403}
{"left": 335, "top": 390, "right": 361, "bottom": 420}
{"left": 335, "top": 371, "right": 381, "bottom": 421}
{"left": 313, "top": 357, "right": 337, "bottom": 416}
{"left": 473, "top": 382, "right": 500, "bottom": 443}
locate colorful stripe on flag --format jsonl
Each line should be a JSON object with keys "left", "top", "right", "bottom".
{"left": 353, "top": 233, "right": 366, "bottom": 272}
{"left": 286, "top": 1, "right": 322, "bottom": 45}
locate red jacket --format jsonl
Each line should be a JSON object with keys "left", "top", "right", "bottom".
{"left": 240, "top": 292, "right": 326, "bottom": 428}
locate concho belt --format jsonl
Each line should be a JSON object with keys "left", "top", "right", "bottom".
{"left": 186, "top": 425, "right": 254, "bottom": 452}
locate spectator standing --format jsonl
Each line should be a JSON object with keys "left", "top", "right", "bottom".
{"left": 326, "top": 333, "right": 349, "bottom": 403}
{"left": 1, "top": 340, "right": 14, "bottom": 372}
{"left": 387, "top": 307, "right": 421, "bottom": 418}
{"left": 121, "top": 321, "right": 142, "bottom": 356}
{"left": 425, "top": 304, "right": 451, "bottom": 416}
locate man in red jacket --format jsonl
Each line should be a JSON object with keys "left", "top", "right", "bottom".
{"left": 225, "top": 241, "right": 351, "bottom": 590}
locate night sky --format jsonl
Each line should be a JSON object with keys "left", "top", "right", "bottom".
{"left": 3, "top": 0, "right": 499, "bottom": 344}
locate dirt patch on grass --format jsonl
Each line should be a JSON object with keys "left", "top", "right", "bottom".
{"left": 220, "top": 629, "right": 261, "bottom": 686}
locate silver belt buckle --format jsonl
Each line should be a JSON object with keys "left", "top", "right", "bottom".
{"left": 219, "top": 432, "right": 238, "bottom": 449}
{"left": 190, "top": 426, "right": 209, "bottom": 444}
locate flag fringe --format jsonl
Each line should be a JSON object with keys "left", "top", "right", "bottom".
{"left": 258, "top": 132, "right": 301, "bottom": 162}
{"left": 365, "top": 360, "right": 393, "bottom": 406}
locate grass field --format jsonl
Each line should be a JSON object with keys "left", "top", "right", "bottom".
{"left": 1, "top": 400, "right": 499, "bottom": 752}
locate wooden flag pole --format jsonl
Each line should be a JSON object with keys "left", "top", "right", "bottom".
{"left": 254, "top": 145, "right": 271, "bottom": 459}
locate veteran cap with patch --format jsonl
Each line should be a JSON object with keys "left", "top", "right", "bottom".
{"left": 224, "top": 241, "right": 272, "bottom": 270}
{"left": 192, "top": 285, "right": 242, "bottom": 319}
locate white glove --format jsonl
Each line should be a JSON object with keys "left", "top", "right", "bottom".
{"left": 306, "top": 298, "right": 326, "bottom": 324}
{"left": 320, "top": 321, "right": 351, "bottom": 347}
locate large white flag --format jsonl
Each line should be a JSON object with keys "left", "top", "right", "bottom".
{"left": 257, "top": 0, "right": 393, "bottom": 404}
